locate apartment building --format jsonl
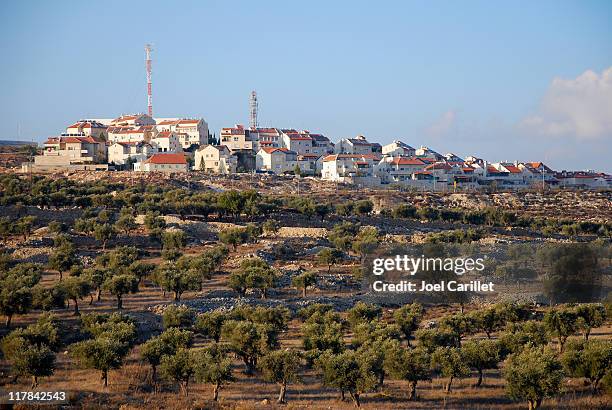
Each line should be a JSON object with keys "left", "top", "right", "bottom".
{"left": 156, "top": 118, "right": 209, "bottom": 148}
{"left": 151, "top": 131, "right": 182, "bottom": 153}
{"left": 220, "top": 125, "right": 254, "bottom": 151}
{"left": 194, "top": 145, "right": 237, "bottom": 174}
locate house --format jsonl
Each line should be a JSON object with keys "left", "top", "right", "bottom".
{"left": 66, "top": 120, "right": 108, "bottom": 140}
{"left": 297, "top": 154, "right": 322, "bottom": 175}
{"left": 281, "top": 130, "right": 314, "bottom": 155}
{"left": 256, "top": 147, "right": 298, "bottom": 174}
{"left": 155, "top": 118, "right": 209, "bottom": 148}
{"left": 107, "top": 141, "right": 156, "bottom": 167}
{"left": 134, "top": 153, "right": 188, "bottom": 172}
{"left": 382, "top": 140, "right": 415, "bottom": 157}
{"left": 250, "top": 127, "right": 282, "bottom": 151}
{"left": 555, "top": 171, "right": 610, "bottom": 189}
{"left": 221, "top": 125, "right": 254, "bottom": 151}
{"left": 108, "top": 114, "right": 156, "bottom": 127}
{"left": 415, "top": 146, "right": 444, "bottom": 161}
{"left": 334, "top": 136, "right": 375, "bottom": 155}
{"left": 321, "top": 154, "right": 381, "bottom": 186}
{"left": 151, "top": 131, "right": 182, "bottom": 153}
{"left": 25, "top": 135, "right": 108, "bottom": 172}
{"left": 376, "top": 156, "right": 427, "bottom": 184}
{"left": 309, "top": 133, "right": 334, "bottom": 156}
{"left": 194, "top": 145, "right": 237, "bottom": 174}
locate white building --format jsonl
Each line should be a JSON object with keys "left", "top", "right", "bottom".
{"left": 155, "top": 118, "right": 209, "bottom": 148}
{"left": 194, "top": 145, "right": 237, "bottom": 174}
{"left": 66, "top": 120, "right": 108, "bottom": 140}
{"left": 376, "top": 156, "right": 427, "bottom": 184}
{"left": 134, "top": 153, "right": 188, "bottom": 173}
{"left": 220, "top": 125, "right": 254, "bottom": 151}
{"left": 281, "top": 130, "right": 314, "bottom": 155}
{"left": 107, "top": 141, "right": 156, "bottom": 166}
{"left": 382, "top": 140, "right": 415, "bottom": 157}
{"left": 256, "top": 147, "right": 298, "bottom": 174}
{"left": 151, "top": 131, "right": 182, "bottom": 153}
{"left": 334, "top": 136, "right": 375, "bottom": 155}
{"left": 321, "top": 154, "right": 381, "bottom": 186}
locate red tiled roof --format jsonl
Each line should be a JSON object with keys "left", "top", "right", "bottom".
{"left": 145, "top": 153, "right": 186, "bottom": 164}
{"left": 389, "top": 157, "right": 426, "bottom": 166}
{"left": 504, "top": 165, "right": 522, "bottom": 174}
{"left": 155, "top": 131, "right": 172, "bottom": 138}
{"left": 425, "top": 163, "right": 452, "bottom": 171}
{"left": 261, "top": 147, "right": 294, "bottom": 154}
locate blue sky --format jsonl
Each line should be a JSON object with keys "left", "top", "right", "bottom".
{"left": 1, "top": 0, "right": 611, "bottom": 171}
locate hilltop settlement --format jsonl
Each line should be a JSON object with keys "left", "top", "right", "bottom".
{"left": 18, "top": 113, "right": 611, "bottom": 190}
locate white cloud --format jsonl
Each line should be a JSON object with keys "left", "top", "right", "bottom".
{"left": 425, "top": 110, "right": 456, "bottom": 138}
{"left": 521, "top": 67, "right": 612, "bottom": 140}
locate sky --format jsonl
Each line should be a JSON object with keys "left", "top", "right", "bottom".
{"left": 1, "top": 0, "right": 611, "bottom": 171}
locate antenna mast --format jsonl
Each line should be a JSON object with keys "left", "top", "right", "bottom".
{"left": 249, "top": 90, "right": 258, "bottom": 128}
{"left": 145, "top": 44, "right": 153, "bottom": 117}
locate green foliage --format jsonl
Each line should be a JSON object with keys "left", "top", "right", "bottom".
{"left": 154, "top": 261, "right": 200, "bottom": 301}
{"left": 352, "top": 321, "right": 402, "bottom": 347}
{"left": 327, "top": 222, "right": 360, "bottom": 252}
{"left": 430, "top": 346, "right": 470, "bottom": 392}
{"left": 194, "top": 310, "right": 227, "bottom": 342}
{"left": 103, "top": 274, "right": 139, "bottom": 309}
{"left": 315, "top": 350, "right": 378, "bottom": 407}
{"left": 218, "top": 227, "right": 247, "bottom": 251}
{"left": 317, "top": 248, "right": 343, "bottom": 273}
{"left": 60, "top": 276, "right": 92, "bottom": 315}
{"left": 162, "top": 305, "right": 195, "bottom": 329}
{"left": 221, "top": 319, "right": 278, "bottom": 374}
{"left": 504, "top": 346, "right": 564, "bottom": 410}
{"left": 193, "top": 343, "right": 234, "bottom": 401}
{"left": 93, "top": 223, "right": 116, "bottom": 250}
{"left": 258, "top": 349, "right": 303, "bottom": 403}
{"left": 297, "top": 303, "right": 334, "bottom": 320}
{"left": 574, "top": 303, "right": 606, "bottom": 340}
{"left": 48, "top": 238, "right": 79, "bottom": 280}
{"left": 159, "top": 348, "right": 194, "bottom": 395}
{"left": 347, "top": 302, "right": 382, "bottom": 330}
{"left": 162, "top": 230, "right": 187, "bottom": 260}
{"left": 262, "top": 219, "right": 280, "bottom": 235}
{"left": 1, "top": 335, "right": 55, "bottom": 387}
{"left": 227, "top": 258, "right": 276, "bottom": 298}
{"left": 439, "top": 313, "right": 478, "bottom": 343}
{"left": 462, "top": 339, "right": 500, "bottom": 387}
{"left": 302, "top": 310, "right": 344, "bottom": 354}
{"left": 393, "top": 303, "right": 423, "bottom": 345}
{"left": 0, "top": 276, "right": 34, "bottom": 327}
{"left": 543, "top": 307, "right": 579, "bottom": 352}
{"left": 291, "top": 271, "right": 317, "bottom": 297}
{"left": 392, "top": 204, "right": 417, "bottom": 219}
{"left": 114, "top": 212, "right": 136, "bottom": 235}
{"left": 69, "top": 336, "right": 130, "bottom": 386}
{"left": 140, "top": 328, "right": 193, "bottom": 380}
{"left": 351, "top": 226, "right": 379, "bottom": 261}
{"left": 384, "top": 345, "right": 430, "bottom": 400}
{"left": 415, "top": 328, "right": 460, "bottom": 352}
{"left": 561, "top": 339, "right": 612, "bottom": 392}
{"left": 498, "top": 321, "right": 549, "bottom": 358}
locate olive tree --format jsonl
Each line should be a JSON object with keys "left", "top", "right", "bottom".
{"left": 393, "top": 303, "right": 423, "bottom": 346}
{"left": 140, "top": 328, "right": 193, "bottom": 381}
{"left": 561, "top": 339, "right": 611, "bottom": 392}
{"left": 504, "top": 346, "right": 564, "bottom": 410}
{"left": 430, "top": 346, "right": 470, "bottom": 393}
{"left": 292, "top": 271, "right": 317, "bottom": 297}
{"left": 384, "top": 345, "right": 430, "bottom": 400}
{"left": 193, "top": 343, "right": 234, "bottom": 401}
{"left": 461, "top": 339, "right": 500, "bottom": 387}
{"left": 61, "top": 276, "right": 92, "bottom": 315}
{"left": 258, "top": 349, "right": 303, "bottom": 403}
{"left": 221, "top": 320, "right": 277, "bottom": 374}
{"left": 103, "top": 274, "right": 139, "bottom": 309}
{"left": 160, "top": 348, "right": 194, "bottom": 395}
{"left": 69, "top": 337, "right": 130, "bottom": 387}
{"left": 1, "top": 334, "right": 55, "bottom": 388}
{"left": 0, "top": 278, "right": 33, "bottom": 327}
{"left": 543, "top": 307, "right": 579, "bottom": 352}
{"left": 317, "top": 248, "right": 343, "bottom": 273}
{"left": 194, "top": 310, "right": 228, "bottom": 342}
{"left": 574, "top": 304, "right": 606, "bottom": 341}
